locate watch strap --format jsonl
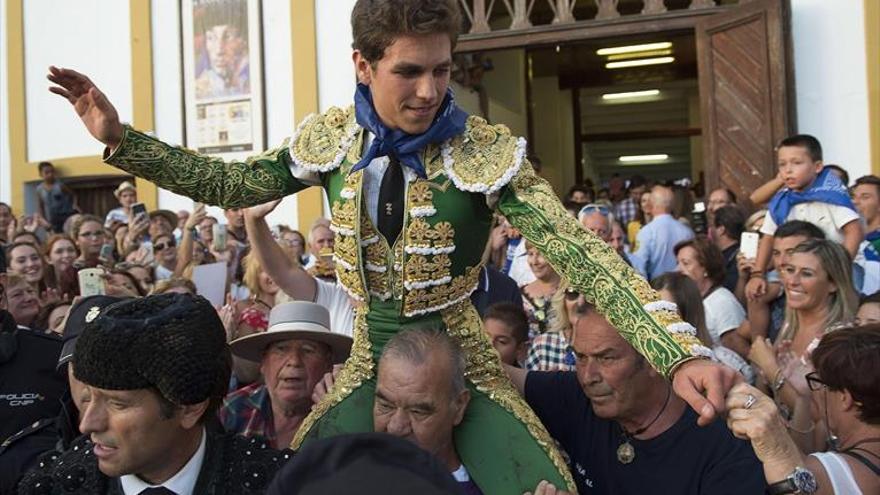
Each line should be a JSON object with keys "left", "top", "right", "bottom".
{"left": 766, "top": 478, "right": 797, "bottom": 495}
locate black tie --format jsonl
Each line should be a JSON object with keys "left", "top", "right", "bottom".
{"left": 139, "top": 488, "right": 176, "bottom": 495}
{"left": 377, "top": 155, "right": 405, "bottom": 244}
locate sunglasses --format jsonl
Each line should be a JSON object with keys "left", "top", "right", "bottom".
{"left": 564, "top": 288, "right": 581, "bottom": 301}
{"left": 154, "top": 241, "right": 176, "bottom": 252}
{"left": 805, "top": 371, "right": 828, "bottom": 391}
{"left": 579, "top": 204, "right": 611, "bottom": 218}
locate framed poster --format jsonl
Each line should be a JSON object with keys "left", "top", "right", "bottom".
{"left": 181, "top": 0, "right": 265, "bottom": 160}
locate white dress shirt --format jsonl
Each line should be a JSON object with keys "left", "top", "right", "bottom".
{"left": 120, "top": 428, "right": 206, "bottom": 495}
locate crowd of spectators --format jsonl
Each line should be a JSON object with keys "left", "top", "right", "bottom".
{"left": 1, "top": 131, "right": 879, "bottom": 494}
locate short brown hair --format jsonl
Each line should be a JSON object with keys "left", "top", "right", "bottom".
{"left": 483, "top": 302, "right": 529, "bottom": 344}
{"left": 811, "top": 324, "right": 880, "bottom": 424}
{"left": 673, "top": 236, "right": 725, "bottom": 286}
{"left": 351, "top": 0, "right": 462, "bottom": 63}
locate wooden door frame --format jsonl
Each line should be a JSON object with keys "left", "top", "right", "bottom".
{"left": 456, "top": 8, "right": 733, "bottom": 53}
{"left": 456, "top": 3, "right": 793, "bottom": 193}
{"left": 696, "top": 0, "right": 794, "bottom": 198}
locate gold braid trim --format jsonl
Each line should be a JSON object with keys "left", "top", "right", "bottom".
{"left": 291, "top": 306, "right": 375, "bottom": 449}
{"left": 501, "top": 166, "right": 706, "bottom": 378}
{"left": 288, "top": 106, "right": 359, "bottom": 173}
{"left": 441, "top": 301, "right": 577, "bottom": 493}
{"left": 442, "top": 116, "right": 527, "bottom": 195}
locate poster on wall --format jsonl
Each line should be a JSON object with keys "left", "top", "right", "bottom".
{"left": 182, "top": 0, "right": 264, "bottom": 159}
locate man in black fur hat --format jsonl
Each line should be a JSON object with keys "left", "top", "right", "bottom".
{"left": 18, "top": 293, "right": 293, "bottom": 494}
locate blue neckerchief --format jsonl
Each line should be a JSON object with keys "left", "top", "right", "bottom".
{"left": 767, "top": 167, "right": 856, "bottom": 226}
{"left": 350, "top": 83, "right": 468, "bottom": 178}
{"left": 865, "top": 230, "right": 880, "bottom": 261}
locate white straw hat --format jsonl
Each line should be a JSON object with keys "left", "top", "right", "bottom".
{"left": 230, "top": 301, "right": 352, "bottom": 364}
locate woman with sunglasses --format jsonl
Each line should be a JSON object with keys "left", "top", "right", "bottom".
{"left": 520, "top": 242, "right": 561, "bottom": 338}
{"left": 726, "top": 325, "right": 880, "bottom": 495}
{"left": 524, "top": 282, "right": 583, "bottom": 371}
{"left": 152, "top": 232, "right": 178, "bottom": 282}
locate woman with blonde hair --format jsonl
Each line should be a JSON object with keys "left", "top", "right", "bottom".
{"left": 750, "top": 238, "right": 858, "bottom": 413}
{"left": 525, "top": 280, "right": 584, "bottom": 371}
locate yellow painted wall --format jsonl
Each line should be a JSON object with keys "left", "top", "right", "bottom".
{"left": 867, "top": 0, "right": 880, "bottom": 175}
{"left": 291, "top": 0, "right": 324, "bottom": 229}
{"left": 5, "top": 0, "right": 158, "bottom": 213}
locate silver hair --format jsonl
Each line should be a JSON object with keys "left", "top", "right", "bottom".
{"left": 307, "top": 217, "right": 332, "bottom": 245}
{"left": 380, "top": 328, "right": 467, "bottom": 397}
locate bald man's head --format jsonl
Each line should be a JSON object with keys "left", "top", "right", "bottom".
{"left": 650, "top": 186, "right": 674, "bottom": 214}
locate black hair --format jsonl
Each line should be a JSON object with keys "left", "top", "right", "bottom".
{"left": 712, "top": 206, "right": 746, "bottom": 240}
{"left": 774, "top": 220, "right": 826, "bottom": 240}
{"left": 38, "top": 161, "right": 54, "bottom": 172}
{"left": 854, "top": 175, "right": 880, "bottom": 195}
{"left": 777, "top": 134, "right": 823, "bottom": 162}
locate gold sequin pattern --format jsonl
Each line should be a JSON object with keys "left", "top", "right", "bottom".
{"left": 403, "top": 266, "right": 480, "bottom": 316}
{"left": 290, "top": 106, "right": 356, "bottom": 166}
{"left": 446, "top": 116, "right": 520, "bottom": 190}
{"left": 404, "top": 254, "right": 452, "bottom": 285}
{"left": 409, "top": 180, "right": 434, "bottom": 208}
{"left": 441, "top": 301, "right": 577, "bottom": 493}
{"left": 291, "top": 306, "right": 375, "bottom": 449}
{"left": 334, "top": 234, "right": 360, "bottom": 268}
{"left": 502, "top": 166, "right": 703, "bottom": 377}
{"left": 406, "top": 218, "right": 455, "bottom": 251}
{"left": 330, "top": 199, "right": 357, "bottom": 233}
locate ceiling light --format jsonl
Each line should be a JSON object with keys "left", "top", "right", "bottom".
{"left": 607, "top": 49, "right": 672, "bottom": 61}
{"left": 619, "top": 154, "right": 669, "bottom": 163}
{"left": 597, "top": 42, "right": 672, "bottom": 56}
{"left": 606, "top": 57, "right": 675, "bottom": 69}
{"left": 602, "top": 89, "right": 660, "bottom": 100}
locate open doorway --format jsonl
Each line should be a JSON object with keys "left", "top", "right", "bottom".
{"left": 453, "top": 0, "right": 793, "bottom": 208}
{"left": 454, "top": 33, "right": 702, "bottom": 200}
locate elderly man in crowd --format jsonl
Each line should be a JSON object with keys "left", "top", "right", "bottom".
{"left": 221, "top": 301, "right": 352, "bottom": 450}
{"left": 506, "top": 303, "right": 765, "bottom": 494}
{"left": 370, "top": 328, "right": 568, "bottom": 495}
{"left": 371, "top": 328, "right": 477, "bottom": 492}
{"left": 18, "top": 293, "right": 293, "bottom": 494}
{"left": 634, "top": 185, "right": 694, "bottom": 280}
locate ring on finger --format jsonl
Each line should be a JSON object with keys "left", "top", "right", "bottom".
{"left": 744, "top": 394, "right": 757, "bottom": 410}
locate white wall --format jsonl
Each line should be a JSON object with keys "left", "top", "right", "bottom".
{"left": 0, "top": 0, "right": 11, "bottom": 204}
{"left": 315, "top": 0, "right": 357, "bottom": 111}
{"left": 151, "top": 0, "right": 301, "bottom": 228}
{"left": 791, "top": 0, "right": 871, "bottom": 181}
{"left": 25, "top": 0, "right": 134, "bottom": 162}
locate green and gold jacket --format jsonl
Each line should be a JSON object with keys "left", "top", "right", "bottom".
{"left": 105, "top": 106, "right": 712, "bottom": 377}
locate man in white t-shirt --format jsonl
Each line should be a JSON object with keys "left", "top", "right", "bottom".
{"left": 243, "top": 200, "right": 355, "bottom": 336}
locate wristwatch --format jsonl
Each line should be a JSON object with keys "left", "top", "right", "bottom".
{"left": 766, "top": 466, "right": 818, "bottom": 494}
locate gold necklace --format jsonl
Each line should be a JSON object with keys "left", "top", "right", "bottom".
{"left": 617, "top": 386, "right": 671, "bottom": 464}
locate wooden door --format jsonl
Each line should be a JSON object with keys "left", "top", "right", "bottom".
{"left": 696, "top": 0, "right": 794, "bottom": 206}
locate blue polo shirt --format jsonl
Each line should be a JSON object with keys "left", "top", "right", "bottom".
{"left": 525, "top": 371, "right": 765, "bottom": 494}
